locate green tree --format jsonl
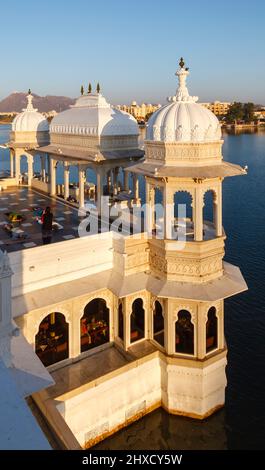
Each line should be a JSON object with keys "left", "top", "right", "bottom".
{"left": 80, "top": 85, "right": 84, "bottom": 95}
{"left": 243, "top": 102, "right": 255, "bottom": 123}
{"left": 226, "top": 102, "right": 244, "bottom": 124}
{"left": 96, "top": 82, "right": 100, "bottom": 93}
{"left": 88, "top": 83, "right": 92, "bottom": 94}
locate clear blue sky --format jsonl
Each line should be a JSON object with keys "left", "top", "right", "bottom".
{"left": 1, "top": 0, "right": 264, "bottom": 104}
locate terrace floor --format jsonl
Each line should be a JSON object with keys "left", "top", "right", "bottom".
{"left": 0, "top": 186, "right": 84, "bottom": 252}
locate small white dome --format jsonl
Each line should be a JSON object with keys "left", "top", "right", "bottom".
{"left": 12, "top": 93, "right": 49, "bottom": 133}
{"left": 146, "top": 101, "right": 221, "bottom": 142}
{"left": 146, "top": 62, "right": 221, "bottom": 143}
{"left": 50, "top": 93, "right": 139, "bottom": 137}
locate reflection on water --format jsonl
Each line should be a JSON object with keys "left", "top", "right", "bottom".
{"left": 1, "top": 125, "right": 265, "bottom": 449}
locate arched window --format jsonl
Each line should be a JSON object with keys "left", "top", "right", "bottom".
{"left": 153, "top": 300, "right": 164, "bottom": 347}
{"left": 154, "top": 187, "right": 163, "bottom": 237}
{"left": 206, "top": 306, "right": 218, "bottom": 353}
{"left": 35, "top": 312, "right": 69, "bottom": 367}
{"left": 173, "top": 191, "right": 193, "bottom": 241}
{"left": 175, "top": 310, "right": 194, "bottom": 355}
{"left": 203, "top": 190, "right": 217, "bottom": 240}
{"left": 130, "top": 298, "right": 145, "bottom": 343}
{"left": 118, "top": 301, "right": 124, "bottom": 341}
{"left": 203, "top": 190, "right": 214, "bottom": 224}
{"left": 80, "top": 298, "right": 109, "bottom": 352}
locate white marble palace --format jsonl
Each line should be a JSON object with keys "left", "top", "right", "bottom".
{"left": 0, "top": 60, "right": 247, "bottom": 449}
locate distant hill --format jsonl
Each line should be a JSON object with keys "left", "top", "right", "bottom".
{"left": 0, "top": 92, "right": 75, "bottom": 113}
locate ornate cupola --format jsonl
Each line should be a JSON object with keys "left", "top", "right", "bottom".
{"left": 123, "top": 58, "right": 247, "bottom": 418}
{"left": 11, "top": 90, "right": 49, "bottom": 146}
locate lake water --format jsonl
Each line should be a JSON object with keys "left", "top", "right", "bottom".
{"left": 1, "top": 125, "right": 265, "bottom": 449}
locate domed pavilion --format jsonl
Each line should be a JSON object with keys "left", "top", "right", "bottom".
{"left": 38, "top": 86, "right": 143, "bottom": 211}
{"left": 8, "top": 90, "right": 49, "bottom": 186}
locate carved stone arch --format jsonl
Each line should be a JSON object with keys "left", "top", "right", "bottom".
{"left": 31, "top": 306, "right": 71, "bottom": 339}
{"left": 173, "top": 188, "right": 194, "bottom": 206}
{"left": 126, "top": 291, "right": 148, "bottom": 316}
{"left": 203, "top": 187, "right": 218, "bottom": 203}
{"left": 174, "top": 304, "right": 196, "bottom": 324}
{"left": 202, "top": 301, "right": 221, "bottom": 324}
{"left": 78, "top": 290, "right": 113, "bottom": 320}
{"left": 151, "top": 296, "right": 165, "bottom": 318}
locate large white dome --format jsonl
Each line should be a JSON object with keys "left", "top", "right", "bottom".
{"left": 12, "top": 92, "right": 49, "bottom": 133}
{"left": 146, "top": 62, "right": 221, "bottom": 143}
{"left": 50, "top": 92, "right": 139, "bottom": 137}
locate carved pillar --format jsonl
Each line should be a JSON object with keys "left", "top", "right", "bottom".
{"left": 10, "top": 149, "right": 14, "bottom": 178}
{"left": 50, "top": 158, "right": 56, "bottom": 195}
{"left": 41, "top": 155, "right": 46, "bottom": 182}
{"left": 214, "top": 185, "right": 222, "bottom": 237}
{"left": 124, "top": 170, "right": 129, "bottom": 192}
{"left": 107, "top": 170, "right": 112, "bottom": 194}
{"left": 96, "top": 168, "right": 105, "bottom": 213}
{"left": 197, "top": 303, "right": 206, "bottom": 359}
{"left": 64, "top": 163, "right": 70, "bottom": 200}
{"left": 133, "top": 174, "right": 139, "bottom": 200}
{"left": 78, "top": 165, "right": 86, "bottom": 210}
{"left": 194, "top": 186, "right": 203, "bottom": 241}
{"left": 71, "top": 308, "right": 80, "bottom": 359}
{"left": 166, "top": 299, "right": 174, "bottom": 355}
{"left": 145, "top": 181, "right": 155, "bottom": 235}
{"left": 124, "top": 298, "right": 131, "bottom": 351}
{"left": 113, "top": 168, "right": 118, "bottom": 196}
{"left": 163, "top": 299, "right": 169, "bottom": 354}
{"left": 163, "top": 185, "right": 173, "bottom": 239}
{"left": 46, "top": 154, "right": 50, "bottom": 180}
{"left": 15, "top": 151, "right": 20, "bottom": 185}
{"left": 27, "top": 154, "right": 33, "bottom": 186}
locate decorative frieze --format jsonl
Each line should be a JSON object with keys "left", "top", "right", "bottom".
{"left": 145, "top": 141, "right": 223, "bottom": 165}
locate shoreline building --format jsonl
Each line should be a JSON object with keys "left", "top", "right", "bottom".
{"left": 200, "top": 101, "right": 231, "bottom": 116}
{"left": 0, "top": 61, "right": 247, "bottom": 449}
{"left": 116, "top": 102, "right": 161, "bottom": 122}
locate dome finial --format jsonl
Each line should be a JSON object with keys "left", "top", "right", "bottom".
{"left": 170, "top": 58, "right": 198, "bottom": 103}
{"left": 179, "top": 57, "right": 185, "bottom": 69}
{"left": 26, "top": 89, "right": 36, "bottom": 111}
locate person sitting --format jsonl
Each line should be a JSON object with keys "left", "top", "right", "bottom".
{"left": 5, "top": 212, "right": 23, "bottom": 223}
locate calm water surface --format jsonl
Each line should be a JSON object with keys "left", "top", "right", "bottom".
{"left": 1, "top": 125, "right": 265, "bottom": 449}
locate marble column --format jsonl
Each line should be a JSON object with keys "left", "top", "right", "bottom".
{"left": 64, "top": 163, "right": 70, "bottom": 200}
{"left": 197, "top": 304, "right": 206, "bottom": 360}
{"left": 145, "top": 181, "right": 154, "bottom": 235}
{"left": 78, "top": 166, "right": 86, "bottom": 210}
{"left": 10, "top": 150, "right": 14, "bottom": 178}
{"left": 194, "top": 186, "right": 203, "bottom": 241}
{"left": 27, "top": 154, "right": 33, "bottom": 187}
{"left": 15, "top": 152, "right": 20, "bottom": 185}
{"left": 113, "top": 168, "right": 118, "bottom": 196}
{"left": 133, "top": 174, "right": 139, "bottom": 200}
{"left": 124, "top": 170, "right": 129, "bottom": 192}
{"left": 163, "top": 185, "right": 173, "bottom": 239}
{"left": 46, "top": 154, "right": 50, "bottom": 181}
{"left": 107, "top": 170, "right": 112, "bottom": 194}
{"left": 214, "top": 186, "right": 222, "bottom": 237}
{"left": 50, "top": 158, "right": 56, "bottom": 196}
{"left": 41, "top": 155, "right": 46, "bottom": 182}
{"left": 96, "top": 168, "right": 104, "bottom": 213}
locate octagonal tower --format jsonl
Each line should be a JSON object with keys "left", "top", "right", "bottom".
{"left": 125, "top": 58, "right": 247, "bottom": 417}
